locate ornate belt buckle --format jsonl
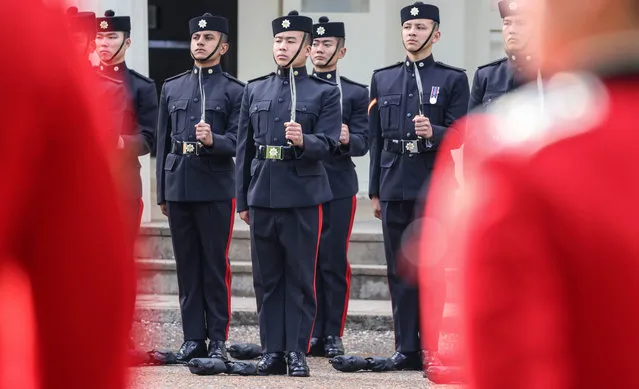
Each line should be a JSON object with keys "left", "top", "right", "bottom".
{"left": 182, "top": 142, "right": 200, "bottom": 156}
{"left": 265, "top": 145, "right": 282, "bottom": 160}
{"left": 404, "top": 140, "right": 419, "bottom": 154}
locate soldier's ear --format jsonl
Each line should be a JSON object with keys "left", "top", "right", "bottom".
{"left": 88, "top": 39, "right": 96, "bottom": 53}
{"left": 338, "top": 46, "right": 347, "bottom": 59}
{"left": 432, "top": 30, "right": 441, "bottom": 45}
{"left": 220, "top": 42, "right": 230, "bottom": 55}
{"left": 125, "top": 36, "right": 132, "bottom": 49}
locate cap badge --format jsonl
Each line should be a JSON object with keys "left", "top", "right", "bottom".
{"left": 198, "top": 19, "right": 207, "bottom": 28}
{"left": 509, "top": 2, "right": 518, "bottom": 10}
{"left": 316, "top": 26, "right": 325, "bottom": 35}
{"left": 410, "top": 7, "right": 420, "bottom": 16}
{"left": 282, "top": 19, "right": 291, "bottom": 29}
{"left": 99, "top": 21, "right": 109, "bottom": 29}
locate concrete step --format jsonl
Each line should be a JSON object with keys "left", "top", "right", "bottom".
{"left": 135, "top": 294, "right": 460, "bottom": 333}
{"left": 136, "top": 219, "right": 387, "bottom": 266}
{"left": 136, "top": 259, "right": 460, "bottom": 302}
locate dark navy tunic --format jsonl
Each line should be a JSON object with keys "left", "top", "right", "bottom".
{"left": 235, "top": 66, "right": 342, "bottom": 211}
{"left": 368, "top": 55, "right": 470, "bottom": 202}
{"left": 312, "top": 70, "right": 369, "bottom": 199}
{"left": 156, "top": 64, "right": 244, "bottom": 203}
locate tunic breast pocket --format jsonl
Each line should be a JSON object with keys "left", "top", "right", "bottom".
{"left": 168, "top": 99, "right": 189, "bottom": 136}
{"left": 294, "top": 102, "right": 320, "bottom": 132}
{"left": 378, "top": 94, "right": 402, "bottom": 131}
{"left": 249, "top": 100, "right": 271, "bottom": 137}
{"left": 205, "top": 99, "right": 228, "bottom": 134}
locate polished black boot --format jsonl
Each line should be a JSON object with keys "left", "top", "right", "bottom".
{"left": 323, "top": 335, "right": 345, "bottom": 358}
{"left": 256, "top": 352, "right": 287, "bottom": 375}
{"left": 307, "top": 337, "right": 325, "bottom": 356}
{"left": 287, "top": 352, "right": 310, "bottom": 377}
{"left": 390, "top": 351, "right": 423, "bottom": 371}
{"left": 207, "top": 340, "right": 228, "bottom": 361}
{"left": 175, "top": 340, "right": 207, "bottom": 363}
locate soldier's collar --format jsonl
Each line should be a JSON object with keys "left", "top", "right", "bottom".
{"left": 276, "top": 65, "right": 308, "bottom": 79}
{"left": 404, "top": 54, "right": 435, "bottom": 71}
{"left": 192, "top": 63, "right": 222, "bottom": 77}
{"left": 312, "top": 69, "right": 336, "bottom": 81}
{"left": 98, "top": 61, "right": 127, "bottom": 76}
{"left": 506, "top": 50, "right": 535, "bottom": 73}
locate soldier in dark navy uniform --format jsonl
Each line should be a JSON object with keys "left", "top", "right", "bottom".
{"left": 155, "top": 13, "right": 244, "bottom": 363}
{"left": 469, "top": 0, "right": 539, "bottom": 111}
{"left": 235, "top": 10, "right": 341, "bottom": 377}
{"left": 66, "top": 7, "right": 130, "bottom": 149}
{"left": 308, "top": 16, "right": 369, "bottom": 358}
{"left": 95, "top": 10, "right": 157, "bottom": 236}
{"left": 368, "top": 2, "right": 470, "bottom": 373}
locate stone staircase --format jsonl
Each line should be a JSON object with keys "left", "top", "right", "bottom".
{"left": 135, "top": 197, "right": 460, "bottom": 332}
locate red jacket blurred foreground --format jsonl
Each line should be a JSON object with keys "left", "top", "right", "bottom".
{"left": 420, "top": 67, "right": 639, "bottom": 388}
{"left": 0, "top": 1, "right": 135, "bottom": 388}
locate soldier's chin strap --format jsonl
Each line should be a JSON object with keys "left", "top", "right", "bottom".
{"left": 106, "top": 35, "right": 127, "bottom": 63}
{"left": 191, "top": 37, "right": 223, "bottom": 63}
{"left": 322, "top": 40, "right": 342, "bottom": 69}
{"left": 282, "top": 32, "right": 308, "bottom": 69}
{"left": 404, "top": 22, "right": 439, "bottom": 55}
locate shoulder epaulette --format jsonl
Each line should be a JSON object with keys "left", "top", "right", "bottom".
{"left": 373, "top": 62, "right": 403, "bottom": 73}
{"left": 164, "top": 70, "right": 190, "bottom": 83}
{"left": 310, "top": 74, "right": 336, "bottom": 85}
{"left": 247, "top": 73, "right": 274, "bottom": 83}
{"left": 477, "top": 57, "right": 507, "bottom": 70}
{"left": 129, "top": 68, "right": 155, "bottom": 83}
{"left": 97, "top": 72, "right": 122, "bottom": 84}
{"left": 340, "top": 76, "right": 368, "bottom": 89}
{"left": 223, "top": 72, "right": 246, "bottom": 87}
{"left": 436, "top": 61, "right": 466, "bottom": 72}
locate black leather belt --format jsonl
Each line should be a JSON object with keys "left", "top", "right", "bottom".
{"left": 383, "top": 138, "right": 433, "bottom": 154}
{"left": 171, "top": 141, "right": 204, "bottom": 156}
{"left": 256, "top": 145, "right": 297, "bottom": 160}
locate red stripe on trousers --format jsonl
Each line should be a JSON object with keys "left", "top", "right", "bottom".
{"left": 307, "top": 204, "right": 323, "bottom": 353}
{"left": 224, "top": 199, "right": 236, "bottom": 339}
{"left": 340, "top": 196, "right": 356, "bottom": 336}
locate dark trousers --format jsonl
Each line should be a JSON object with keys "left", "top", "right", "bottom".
{"left": 249, "top": 205, "right": 322, "bottom": 353}
{"left": 313, "top": 196, "right": 356, "bottom": 338}
{"left": 167, "top": 200, "right": 235, "bottom": 342}
{"left": 381, "top": 200, "right": 421, "bottom": 353}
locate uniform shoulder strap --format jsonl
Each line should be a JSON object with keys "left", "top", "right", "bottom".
{"left": 477, "top": 57, "right": 507, "bottom": 70}
{"left": 373, "top": 61, "right": 403, "bottom": 73}
{"left": 435, "top": 61, "right": 466, "bottom": 72}
{"left": 223, "top": 72, "right": 246, "bottom": 87}
{"left": 340, "top": 76, "right": 368, "bottom": 89}
{"left": 164, "top": 70, "right": 190, "bottom": 83}
{"left": 129, "top": 68, "right": 155, "bottom": 83}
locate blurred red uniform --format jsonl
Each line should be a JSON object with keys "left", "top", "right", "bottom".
{"left": 0, "top": 1, "right": 135, "bottom": 389}
{"left": 421, "top": 66, "right": 639, "bottom": 387}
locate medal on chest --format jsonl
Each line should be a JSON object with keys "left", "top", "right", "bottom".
{"left": 430, "top": 86, "right": 440, "bottom": 104}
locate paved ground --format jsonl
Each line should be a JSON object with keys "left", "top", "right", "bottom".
{"left": 130, "top": 324, "right": 464, "bottom": 389}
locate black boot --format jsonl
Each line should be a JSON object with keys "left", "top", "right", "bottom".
{"left": 390, "top": 351, "right": 423, "bottom": 371}
{"left": 175, "top": 340, "right": 207, "bottom": 363}
{"left": 307, "top": 337, "right": 325, "bottom": 356}
{"left": 287, "top": 352, "right": 310, "bottom": 377}
{"left": 324, "top": 336, "right": 345, "bottom": 358}
{"left": 256, "top": 352, "right": 287, "bottom": 375}
{"left": 207, "top": 340, "right": 228, "bottom": 361}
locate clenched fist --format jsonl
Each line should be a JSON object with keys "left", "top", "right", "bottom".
{"left": 284, "top": 121, "right": 304, "bottom": 147}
